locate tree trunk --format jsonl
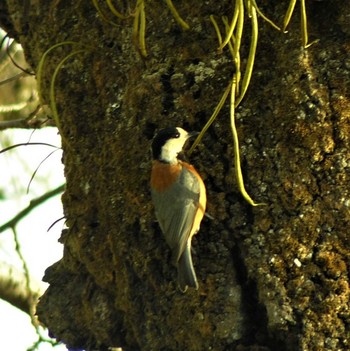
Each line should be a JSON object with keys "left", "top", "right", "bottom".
{"left": 2, "top": 1, "right": 350, "bottom": 350}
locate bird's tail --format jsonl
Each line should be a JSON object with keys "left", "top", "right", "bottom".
{"left": 177, "top": 241, "right": 198, "bottom": 292}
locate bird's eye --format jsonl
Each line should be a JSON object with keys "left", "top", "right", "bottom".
{"left": 174, "top": 132, "right": 180, "bottom": 138}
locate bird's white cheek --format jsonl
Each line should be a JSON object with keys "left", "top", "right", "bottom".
{"left": 160, "top": 146, "right": 178, "bottom": 164}
{"left": 161, "top": 138, "right": 187, "bottom": 163}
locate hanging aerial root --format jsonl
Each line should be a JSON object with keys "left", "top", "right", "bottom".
{"left": 235, "top": 0, "right": 258, "bottom": 107}
{"left": 230, "top": 76, "right": 264, "bottom": 206}
{"left": 219, "top": 0, "right": 239, "bottom": 52}
{"left": 197, "top": 2, "right": 266, "bottom": 205}
{"left": 165, "top": 0, "right": 190, "bottom": 30}
{"left": 49, "top": 49, "right": 86, "bottom": 133}
{"left": 210, "top": 15, "right": 223, "bottom": 47}
{"left": 282, "top": 0, "right": 318, "bottom": 48}
{"left": 250, "top": 0, "right": 281, "bottom": 31}
{"left": 37, "top": 41, "right": 80, "bottom": 103}
{"left": 133, "top": 0, "right": 147, "bottom": 57}
{"left": 189, "top": 81, "right": 232, "bottom": 154}
{"left": 92, "top": 0, "right": 120, "bottom": 26}
{"left": 232, "top": 0, "right": 244, "bottom": 68}
{"left": 221, "top": 16, "right": 241, "bottom": 94}
{"left": 105, "top": 0, "right": 128, "bottom": 19}
{"left": 37, "top": 42, "right": 89, "bottom": 148}
{"left": 299, "top": 0, "right": 318, "bottom": 48}
{"left": 282, "top": 0, "right": 297, "bottom": 32}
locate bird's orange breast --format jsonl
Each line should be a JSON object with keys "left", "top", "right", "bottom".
{"left": 151, "top": 161, "right": 182, "bottom": 192}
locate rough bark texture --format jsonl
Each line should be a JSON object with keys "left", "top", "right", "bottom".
{"left": 2, "top": 1, "right": 350, "bottom": 350}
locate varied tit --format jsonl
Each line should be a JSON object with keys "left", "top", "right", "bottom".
{"left": 150, "top": 127, "right": 206, "bottom": 292}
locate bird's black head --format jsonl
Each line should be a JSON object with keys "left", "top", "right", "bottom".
{"left": 151, "top": 127, "right": 181, "bottom": 160}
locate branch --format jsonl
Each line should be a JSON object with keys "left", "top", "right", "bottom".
{"left": 0, "top": 261, "right": 42, "bottom": 315}
{"left": 0, "top": 105, "right": 55, "bottom": 130}
{"left": 0, "top": 71, "right": 27, "bottom": 86}
{"left": 0, "top": 184, "right": 65, "bottom": 233}
{"left": 0, "top": 142, "right": 59, "bottom": 154}
{"left": 0, "top": 117, "right": 55, "bottom": 129}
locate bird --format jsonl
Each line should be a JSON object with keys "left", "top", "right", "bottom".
{"left": 150, "top": 127, "right": 206, "bottom": 292}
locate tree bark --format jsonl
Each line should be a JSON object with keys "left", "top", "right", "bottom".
{"left": 2, "top": 1, "right": 350, "bottom": 350}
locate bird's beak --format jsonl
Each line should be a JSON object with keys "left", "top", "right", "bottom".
{"left": 187, "top": 131, "right": 200, "bottom": 139}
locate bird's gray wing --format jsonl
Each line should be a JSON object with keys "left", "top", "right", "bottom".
{"left": 151, "top": 166, "right": 200, "bottom": 264}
